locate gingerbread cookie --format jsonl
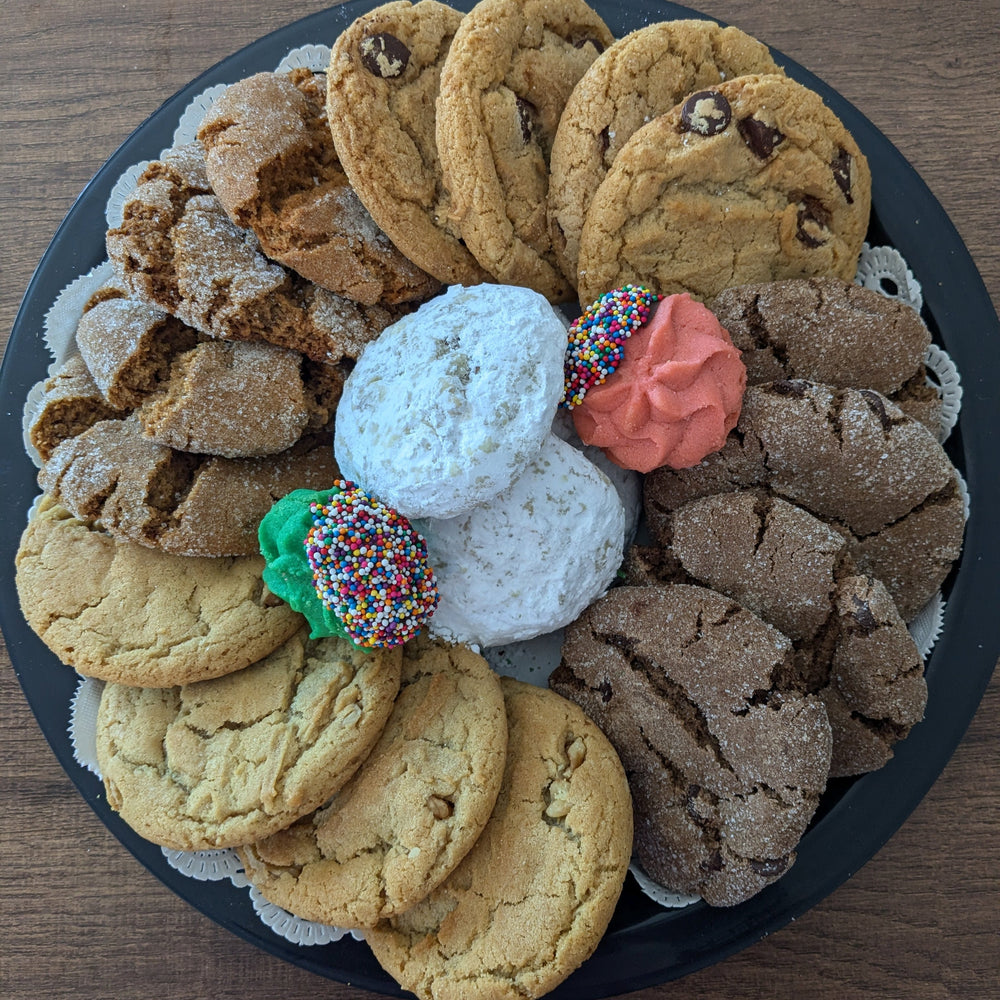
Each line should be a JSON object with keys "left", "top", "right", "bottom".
{"left": 549, "top": 19, "right": 781, "bottom": 285}
{"left": 709, "top": 276, "right": 939, "bottom": 431}
{"left": 551, "top": 584, "right": 832, "bottom": 906}
{"left": 327, "top": 1, "right": 491, "bottom": 287}
{"left": 199, "top": 69, "right": 439, "bottom": 306}
{"left": 366, "top": 676, "right": 632, "bottom": 1000}
{"left": 14, "top": 496, "right": 303, "bottom": 686}
{"left": 38, "top": 415, "right": 339, "bottom": 557}
{"left": 627, "top": 490, "right": 927, "bottom": 776}
{"left": 435, "top": 0, "right": 613, "bottom": 301}
{"left": 577, "top": 73, "right": 871, "bottom": 305}
{"left": 239, "top": 637, "right": 507, "bottom": 928}
{"left": 643, "top": 381, "right": 966, "bottom": 620}
{"left": 105, "top": 143, "right": 404, "bottom": 364}
{"left": 96, "top": 627, "right": 402, "bottom": 850}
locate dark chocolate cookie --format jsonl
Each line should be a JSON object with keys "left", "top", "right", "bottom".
{"left": 551, "top": 583, "right": 832, "bottom": 906}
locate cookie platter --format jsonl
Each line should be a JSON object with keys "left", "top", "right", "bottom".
{"left": 2, "top": 0, "right": 999, "bottom": 997}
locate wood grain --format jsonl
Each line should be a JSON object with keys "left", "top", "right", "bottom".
{"left": 1, "top": 2, "right": 998, "bottom": 999}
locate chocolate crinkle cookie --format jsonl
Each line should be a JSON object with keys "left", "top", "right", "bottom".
{"left": 708, "top": 276, "right": 941, "bottom": 433}
{"left": 106, "top": 143, "right": 408, "bottom": 365}
{"left": 625, "top": 489, "right": 927, "bottom": 777}
{"left": 644, "top": 381, "right": 966, "bottom": 621}
{"left": 551, "top": 583, "right": 832, "bottom": 907}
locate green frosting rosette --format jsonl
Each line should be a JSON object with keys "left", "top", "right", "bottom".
{"left": 258, "top": 484, "right": 438, "bottom": 648}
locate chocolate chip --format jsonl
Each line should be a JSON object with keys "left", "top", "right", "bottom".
{"left": 772, "top": 378, "right": 809, "bottom": 397}
{"left": 359, "top": 32, "right": 410, "bottom": 78}
{"left": 795, "top": 196, "right": 831, "bottom": 247}
{"left": 832, "top": 147, "right": 854, "bottom": 203}
{"left": 749, "top": 855, "right": 789, "bottom": 877}
{"left": 737, "top": 116, "right": 785, "bottom": 158}
{"left": 859, "top": 388, "right": 894, "bottom": 431}
{"left": 680, "top": 90, "right": 732, "bottom": 136}
{"left": 598, "top": 678, "right": 613, "bottom": 703}
{"left": 573, "top": 35, "right": 605, "bottom": 54}
{"left": 700, "top": 849, "right": 725, "bottom": 873}
{"left": 850, "top": 594, "right": 879, "bottom": 634}
{"left": 516, "top": 97, "right": 536, "bottom": 143}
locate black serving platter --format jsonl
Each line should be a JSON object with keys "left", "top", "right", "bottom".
{"left": 2, "top": 2, "right": 999, "bottom": 997}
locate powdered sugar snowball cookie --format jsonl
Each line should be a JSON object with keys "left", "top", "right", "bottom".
{"left": 414, "top": 433, "right": 625, "bottom": 648}
{"left": 334, "top": 283, "right": 566, "bottom": 519}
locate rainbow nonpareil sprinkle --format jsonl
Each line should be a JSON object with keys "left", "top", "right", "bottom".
{"left": 561, "top": 284, "right": 661, "bottom": 408}
{"left": 305, "top": 481, "right": 438, "bottom": 648}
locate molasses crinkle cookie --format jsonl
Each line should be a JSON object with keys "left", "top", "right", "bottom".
{"left": 577, "top": 73, "right": 871, "bottom": 304}
{"left": 366, "top": 677, "right": 632, "bottom": 1000}
{"left": 96, "top": 628, "right": 403, "bottom": 851}
{"left": 198, "top": 68, "right": 440, "bottom": 306}
{"left": 551, "top": 584, "right": 832, "bottom": 906}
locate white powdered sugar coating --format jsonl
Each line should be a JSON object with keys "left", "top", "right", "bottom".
{"left": 335, "top": 284, "right": 567, "bottom": 519}
{"left": 416, "top": 434, "right": 626, "bottom": 648}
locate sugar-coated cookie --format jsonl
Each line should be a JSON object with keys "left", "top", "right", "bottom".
{"left": 577, "top": 73, "right": 871, "bottom": 305}
{"left": 435, "top": 0, "right": 613, "bottom": 301}
{"left": 199, "top": 69, "right": 440, "bottom": 306}
{"left": 552, "top": 584, "right": 832, "bottom": 906}
{"left": 644, "top": 381, "right": 966, "bottom": 621}
{"left": 327, "top": 0, "right": 491, "bottom": 287}
{"left": 549, "top": 19, "right": 781, "bottom": 285}
{"left": 366, "top": 677, "right": 632, "bottom": 1000}
{"left": 14, "top": 496, "right": 303, "bottom": 686}
{"left": 239, "top": 637, "right": 507, "bottom": 927}
{"left": 96, "top": 627, "right": 402, "bottom": 850}
{"left": 334, "top": 283, "right": 566, "bottom": 520}
{"left": 416, "top": 433, "right": 625, "bottom": 648}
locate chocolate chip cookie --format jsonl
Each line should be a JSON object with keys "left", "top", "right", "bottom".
{"left": 435, "top": 0, "right": 613, "bottom": 301}
{"left": 548, "top": 18, "right": 781, "bottom": 286}
{"left": 96, "top": 627, "right": 403, "bottom": 850}
{"left": 643, "top": 381, "right": 966, "bottom": 621}
{"left": 239, "top": 637, "right": 507, "bottom": 928}
{"left": 577, "top": 73, "right": 871, "bottom": 305}
{"left": 14, "top": 496, "right": 303, "bottom": 687}
{"left": 551, "top": 583, "right": 832, "bottom": 906}
{"left": 326, "top": 0, "right": 491, "bottom": 286}
{"left": 199, "top": 69, "right": 440, "bottom": 306}
{"left": 366, "top": 676, "right": 632, "bottom": 999}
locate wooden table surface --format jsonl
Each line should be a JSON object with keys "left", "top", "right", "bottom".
{"left": 2, "top": 2, "right": 998, "bottom": 998}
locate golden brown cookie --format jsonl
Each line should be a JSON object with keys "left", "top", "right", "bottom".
{"left": 577, "top": 73, "right": 871, "bottom": 305}
{"left": 238, "top": 637, "right": 507, "bottom": 928}
{"left": 551, "top": 584, "right": 833, "bottom": 906}
{"left": 105, "top": 143, "right": 405, "bottom": 365}
{"left": 366, "top": 676, "right": 632, "bottom": 1000}
{"left": 643, "top": 381, "right": 966, "bottom": 621}
{"left": 435, "top": 0, "right": 613, "bottom": 301}
{"left": 326, "top": 1, "right": 490, "bottom": 286}
{"left": 14, "top": 496, "right": 303, "bottom": 686}
{"left": 38, "top": 415, "right": 339, "bottom": 557}
{"left": 709, "top": 276, "right": 939, "bottom": 432}
{"left": 198, "top": 69, "right": 440, "bottom": 306}
{"left": 96, "top": 627, "right": 403, "bottom": 850}
{"left": 548, "top": 19, "right": 781, "bottom": 286}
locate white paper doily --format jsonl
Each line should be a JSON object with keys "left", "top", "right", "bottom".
{"left": 855, "top": 242, "right": 923, "bottom": 313}
{"left": 69, "top": 676, "right": 105, "bottom": 776}
{"left": 249, "top": 887, "right": 361, "bottom": 947}
{"left": 161, "top": 848, "right": 249, "bottom": 886}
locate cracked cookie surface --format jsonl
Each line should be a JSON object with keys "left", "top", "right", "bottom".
{"left": 326, "top": 0, "right": 490, "bottom": 287}
{"left": 577, "top": 73, "right": 871, "bottom": 305}
{"left": 96, "top": 628, "right": 403, "bottom": 850}
{"left": 366, "top": 676, "right": 632, "bottom": 1000}
{"left": 626, "top": 490, "right": 927, "bottom": 776}
{"left": 238, "top": 636, "right": 507, "bottom": 928}
{"left": 14, "top": 496, "right": 303, "bottom": 686}
{"left": 548, "top": 18, "right": 781, "bottom": 286}
{"left": 551, "top": 583, "right": 832, "bottom": 906}
{"left": 435, "top": 0, "right": 613, "bottom": 301}
{"left": 199, "top": 69, "right": 440, "bottom": 306}
{"left": 643, "top": 381, "right": 966, "bottom": 621}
